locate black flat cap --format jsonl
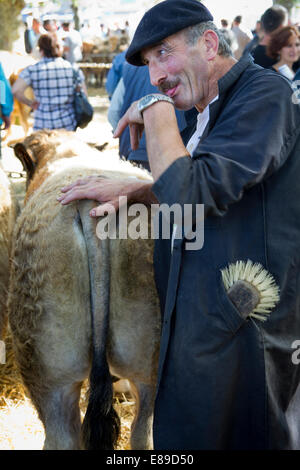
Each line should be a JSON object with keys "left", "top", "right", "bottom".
{"left": 126, "top": 0, "right": 213, "bottom": 66}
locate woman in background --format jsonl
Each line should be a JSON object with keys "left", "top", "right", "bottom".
{"left": 12, "top": 33, "right": 87, "bottom": 131}
{"left": 267, "top": 26, "right": 300, "bottom": 80}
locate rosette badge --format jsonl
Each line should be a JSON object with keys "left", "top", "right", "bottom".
{"left": 221, "top": 260, "right": 280, "bottom": 321}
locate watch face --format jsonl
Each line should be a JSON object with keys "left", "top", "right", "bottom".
{"left": 139, "top": 95, "right": 155, "bottom": 110}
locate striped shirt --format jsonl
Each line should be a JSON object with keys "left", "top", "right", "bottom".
{"left": 20, "top": 57, "right": 83, "bottom": 131}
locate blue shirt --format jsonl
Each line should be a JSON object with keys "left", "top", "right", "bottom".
{"left": 105, "top": 51, "right": 126, "bottom": 99}
{"left": 0, "top": 62, "right": 13, "bottom": 125}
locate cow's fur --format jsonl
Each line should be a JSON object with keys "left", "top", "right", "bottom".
{"left": 8, "top": 130, "right": 161, "bottom": 449}
{"left": 0, "top": 168, "right": 16, "bottom": 338}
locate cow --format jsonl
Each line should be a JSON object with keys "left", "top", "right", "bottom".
{"left": 0, "top": 167, "right": 17, "bottom": 339}
{"left": 8, "top": 129, "right": 161, "bottom": 450}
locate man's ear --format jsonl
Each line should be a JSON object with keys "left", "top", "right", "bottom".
{"left": 13, "top": 143, "right": 36, "bottom": 181}
{"left": 201, "top": 30, "right": 219, "bottom": 61}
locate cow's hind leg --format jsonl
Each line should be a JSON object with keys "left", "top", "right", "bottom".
{"left": 31, "top": 381, "right": 83, "bottom": 450}
{"left": 129, "top": 381, "right": 156, "bottom": 450}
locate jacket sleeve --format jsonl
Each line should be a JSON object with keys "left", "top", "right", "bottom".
{"left": 152, "top": 74, "right": 300, "bottom": 218}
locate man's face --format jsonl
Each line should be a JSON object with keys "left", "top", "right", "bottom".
{"left": 142, "top": 30, "right": 211, "bottom": 110}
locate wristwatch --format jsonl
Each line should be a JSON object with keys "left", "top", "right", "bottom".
{"left": 138, "top": 94, "right": 174, "bottom": 116}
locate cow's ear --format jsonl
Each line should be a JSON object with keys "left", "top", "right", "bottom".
{"left": 13, "top": 143, "right": 36, "bottom": 180}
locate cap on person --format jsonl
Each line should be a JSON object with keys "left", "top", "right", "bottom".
{"left": 126, "top": 0, "right": 213, "bottom": 66}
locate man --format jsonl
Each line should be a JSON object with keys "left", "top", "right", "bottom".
{"left": 219, "top": 19, "right": 237, "bottom": 54}
{"left": 58, "top": 0, "right": 300, "bottom": 449}
{"left": 251, "top": 5, "right": 288, "bottom": 68}
{"left": 242, "top": 20, "right": 262, "bottom": 58}
{"left": 29, "top": 17, "right": 46, "bottom": 60}
{"left": 43, "top": 18, "right": 57, "bottom": 33}
{"left": 231, "top": 15, "right": 252, "bottom": 59}
{"left": 105, "top": 49, "right": 127, "bottom": 99}
{"left": 108, "top": 61, "right": 187, "bottom": 171}
{"left": 60, "top": 21, "right": 83, "bottom": 65}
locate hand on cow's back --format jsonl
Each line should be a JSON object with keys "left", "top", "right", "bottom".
{"left": 58, "top": 176, "right": 154, "bottom": 217}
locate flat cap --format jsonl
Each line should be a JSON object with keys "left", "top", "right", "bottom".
{"left": 126, "top": 0, "right": 213, "bottom": 66}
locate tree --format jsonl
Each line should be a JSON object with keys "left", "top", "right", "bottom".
{"left": 0, "top": 0, "right": 25, "bottom": 51}
{"left": 50, "top": 0, "right": 80, "bottom": 30}
{"left": 70, "top": 0, "right": 79, "bottom": 31}
{"left": 273, "top": 0, "right": 298, "bottom": 14}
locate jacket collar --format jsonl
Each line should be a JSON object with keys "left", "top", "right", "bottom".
{"left": 202, "top": 55, "right": 254, "bottom": 140}
{"left": 182, "top": 55, "right": 255, "bottom": 145}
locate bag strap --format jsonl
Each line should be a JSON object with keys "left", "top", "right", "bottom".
{"left": 72, "top": 67, "right": 82, "bottom": 92}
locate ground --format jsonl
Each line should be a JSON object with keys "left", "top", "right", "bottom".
{"left": 0, "top": 86, "right": 136, "bottom": 450}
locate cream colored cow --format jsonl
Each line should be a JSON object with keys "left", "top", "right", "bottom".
{"left": 0, "top": 167, "right": 16, "bottom": 339}
{"left": 8, "top": 130, "right": 161, "bottom": 450}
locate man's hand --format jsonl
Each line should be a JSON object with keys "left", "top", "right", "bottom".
{"left": 58, "top": 175, "right": 154, "bottom": 217}
{"left": 113, "top": 100, "right": 144, "bottom": 151}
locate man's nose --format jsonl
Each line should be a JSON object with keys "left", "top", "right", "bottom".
{"left": 148, "top": 62, "right": 167, "bottom": 87}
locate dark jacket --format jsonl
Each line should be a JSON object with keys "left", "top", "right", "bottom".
{"left": 152, "top": 55, "right": 300, "bottom": 450}
{"left": 251, "top": 44, "right": 276, "bottom": 68}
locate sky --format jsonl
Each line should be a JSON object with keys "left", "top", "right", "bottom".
{"left": 201, "top": 0, "right": 274, "bottom": 30}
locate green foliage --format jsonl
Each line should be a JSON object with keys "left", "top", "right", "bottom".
{"left": 0, "top": 0, "right": 25, "bottom": 51}
{"left": 274, "top": 0, "right": 298, "bottom": 13}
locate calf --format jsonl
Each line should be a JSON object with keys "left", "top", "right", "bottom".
{"left": 0, "top": 168, "right": 16, "bottom": 339}
{"left": 8, "top": 130, "right": 161, "bottom": 449}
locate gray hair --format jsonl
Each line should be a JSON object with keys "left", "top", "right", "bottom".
{"left": 183, "top": 21, "right": 232, "bottom": 57}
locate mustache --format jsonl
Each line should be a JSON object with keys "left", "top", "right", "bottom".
{"left": 158, "top": 79, "right": 180, "bottom": 93}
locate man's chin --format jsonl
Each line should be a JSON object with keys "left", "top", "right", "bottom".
{"left": 173, "top": 98, "right": 194, "bottom": 111}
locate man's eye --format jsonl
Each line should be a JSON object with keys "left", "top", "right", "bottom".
{"left": 158, "top": 49, "right": 166, "bottom": 56}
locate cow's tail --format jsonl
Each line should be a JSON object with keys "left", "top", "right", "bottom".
{"left": 77, "top": 201, "right": 120, "bottom": 450}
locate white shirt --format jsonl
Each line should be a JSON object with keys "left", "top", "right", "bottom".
{"left": 171, "top": 95, "right": 219, "bottom": 252}
{"left": 186, "top": 95, "right": 219, "bottom": 157}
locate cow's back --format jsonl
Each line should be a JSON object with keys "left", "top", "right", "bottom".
{"left": 0, "top": 167, "right": 16, "bottom": 338}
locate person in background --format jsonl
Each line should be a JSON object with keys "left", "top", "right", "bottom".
{"left": 0, "top": 61, "right": 13, "bottom": 129}
{"left": 0, "top": 62, "right": 13, "bottom": 156}
{"left": 294, "top": 66, "right": 300, "bottom": 82}
{"left": 108, "top": 62, "right": 187, "bottom": 171}
{"left": 98, "top": 23, "right": 108, "bottom": 41}
{"left": 267, "top": 26, "right": 300, "bottom": 80}
{"left": 12, "top": 33, "right": 86, "bottom": 131}
{"left": 242, "top": 20, "right": 262, "bottom": 57}
{"left": 43, "top": 19, "right": 57, "bottom": 33}
{"left": 251, "top": 5, "right": 288, "bottom": 68}
{"left": 105, "top": 48, "right": 127, "bottom": 99}
{"left": 219, "top": 19, "right": 237, "bottom": 54}
{"left": 29, "top": 17, "right": 46, "bottom": 60}
{"left": 60, "top": 22, "right": 83, "bottom": 65}
{"left": 24, "top": 21, "right": 34, "bottom": 54}
{"left": 231, "top": 15, "right": 252, "bottom": 59}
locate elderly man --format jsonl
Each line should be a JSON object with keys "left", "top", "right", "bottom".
{"left": 58, "top": 0, "right": 300, "bottom": 450}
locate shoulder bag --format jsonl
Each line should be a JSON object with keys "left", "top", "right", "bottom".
{"left": 73, "top": 68, "right": 94, "bottom": 129}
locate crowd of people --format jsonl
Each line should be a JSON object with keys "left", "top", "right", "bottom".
{"left": 0, "top": 4, "right": 299, "bottom": 163}
{"left": 23, "top": 16, "right": 130, "bottom": 63}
